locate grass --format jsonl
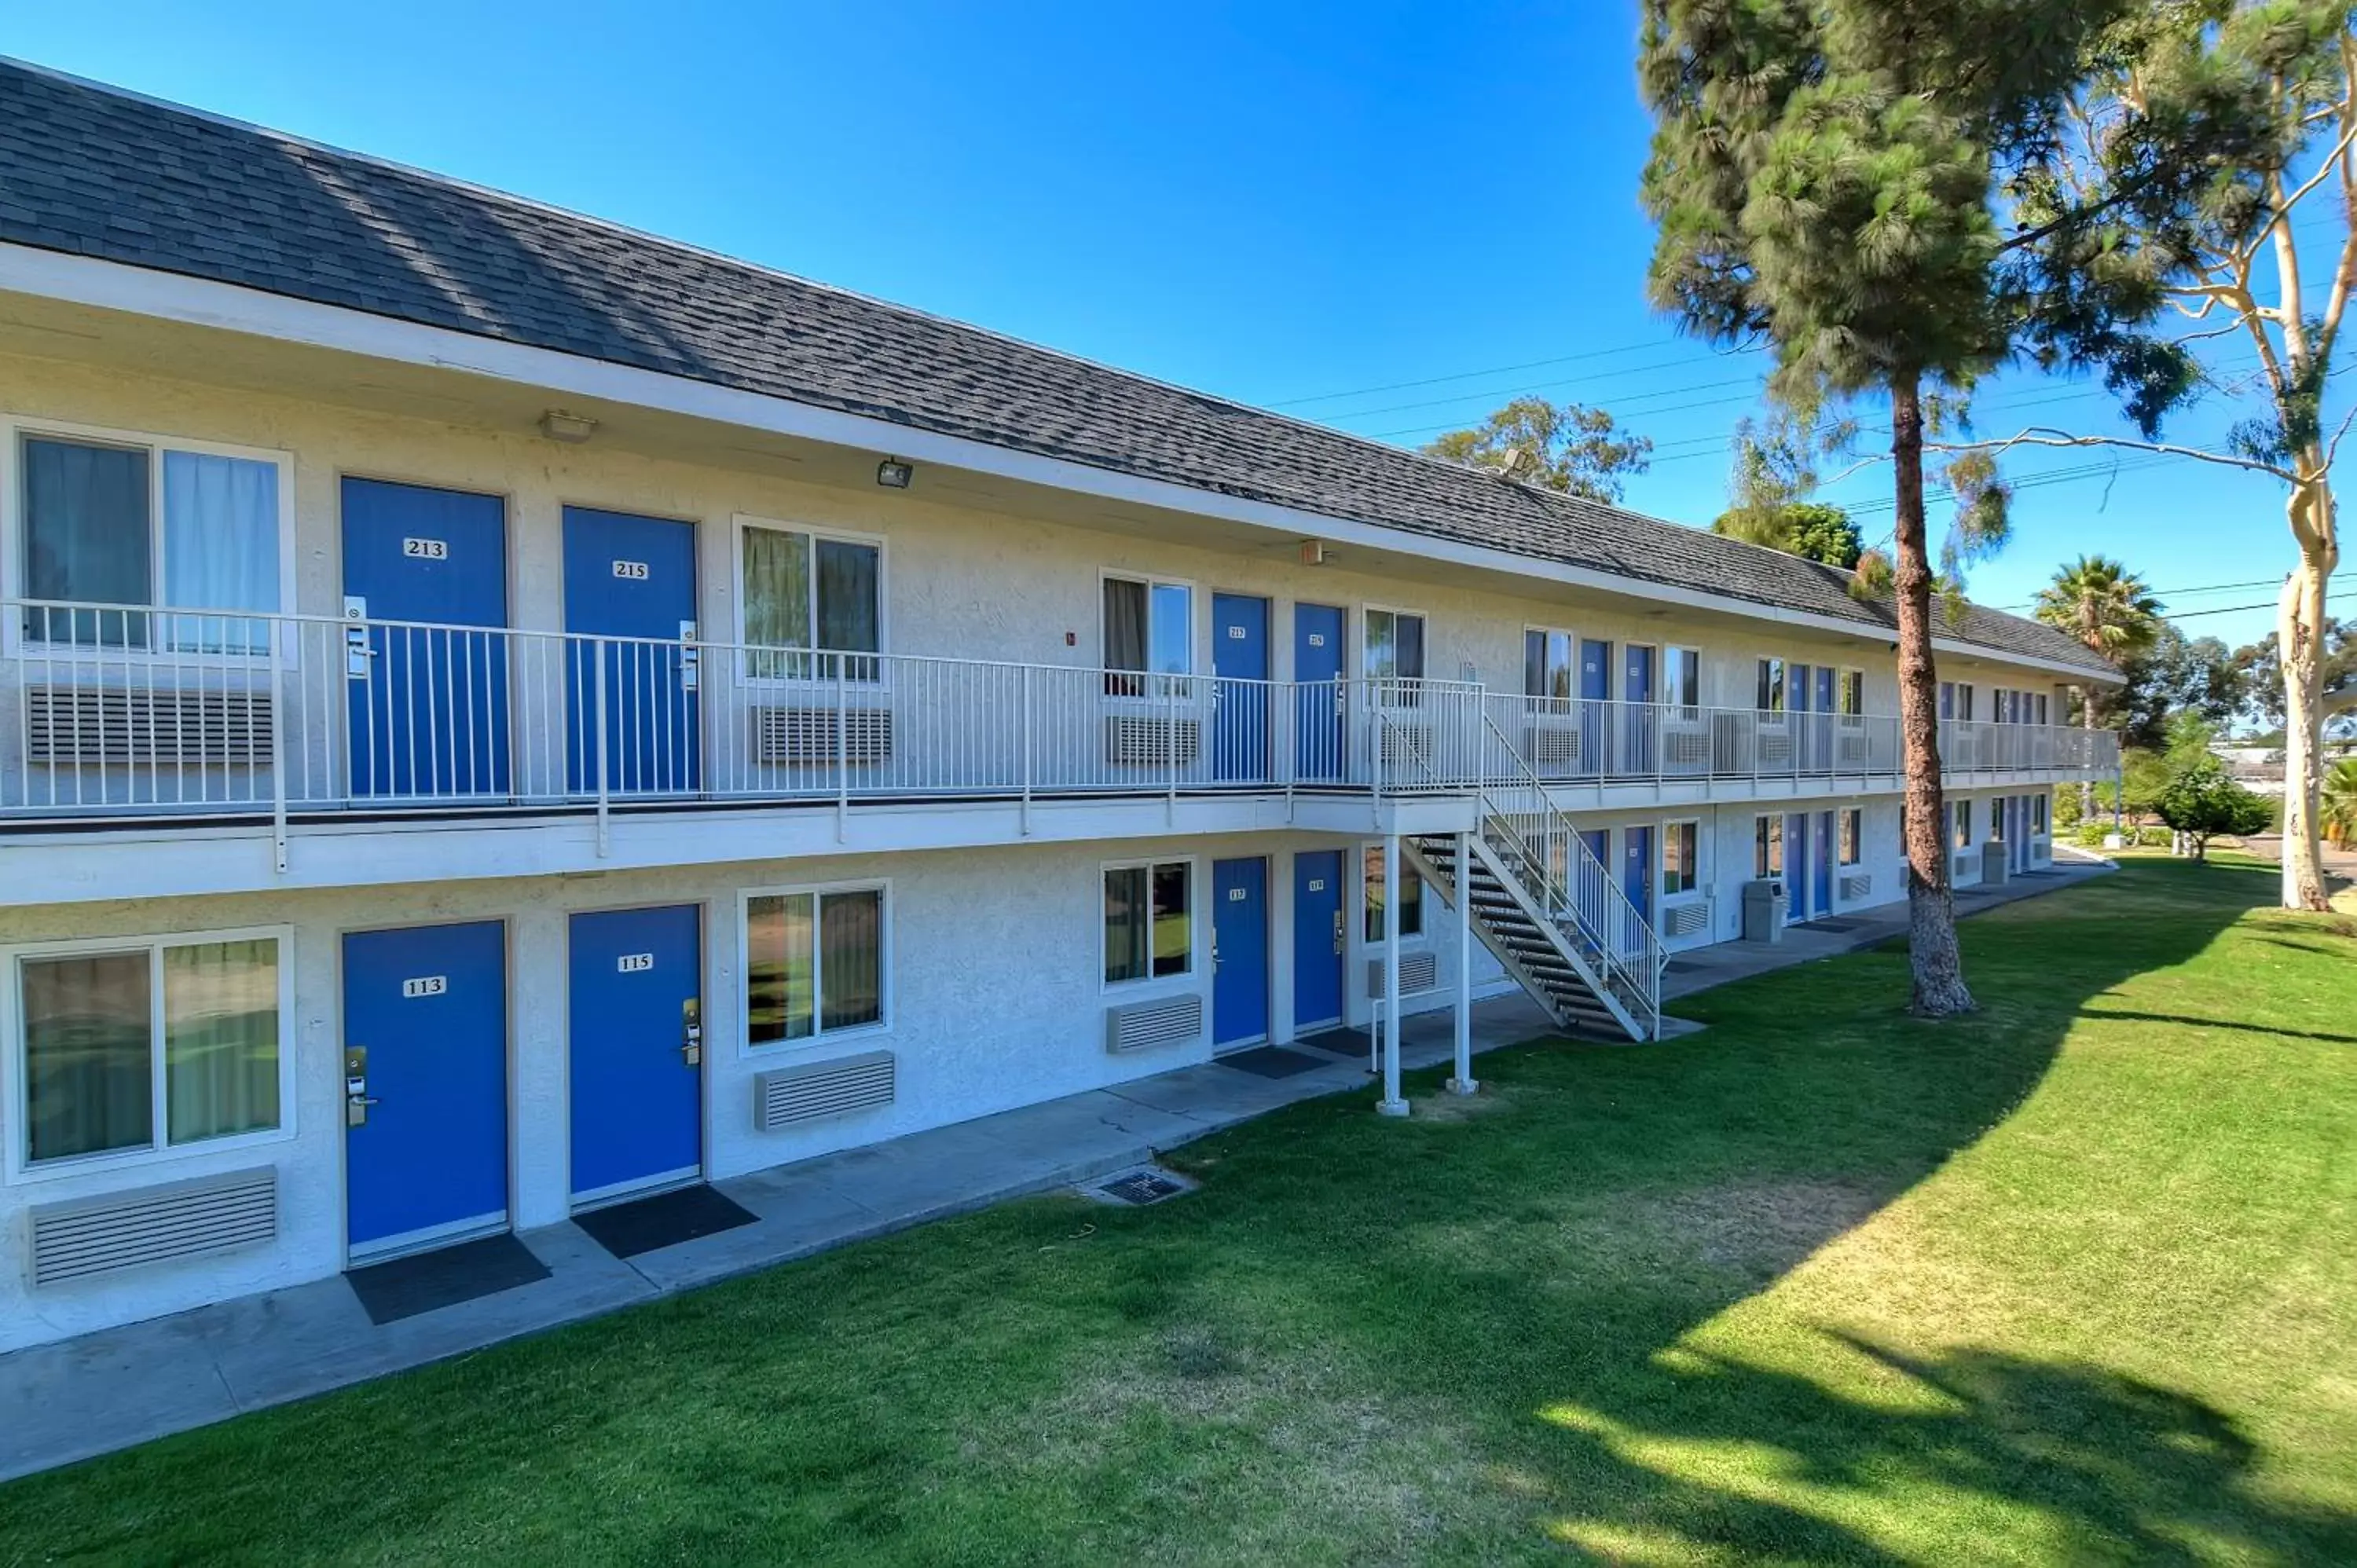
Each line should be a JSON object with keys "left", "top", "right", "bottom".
{"left": 5, "top": 855, "right": 2355, "bottom": 1565}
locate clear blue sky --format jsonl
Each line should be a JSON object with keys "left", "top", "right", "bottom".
{"left": 10, "top": 1, "right": 2343, "bottom": 649}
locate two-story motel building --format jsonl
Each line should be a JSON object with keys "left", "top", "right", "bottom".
{"left": 0, "top": 61, "right": 2119, "bottom": 1351}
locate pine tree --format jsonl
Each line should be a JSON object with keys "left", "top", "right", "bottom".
{"left": 1639, "top": 0, "right": 2142, "bottom": 1013}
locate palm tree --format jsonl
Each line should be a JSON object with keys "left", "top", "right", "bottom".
{"left": 2036, "top": 556, "right": 2164, "bottom": 819}
{"left": 2323, "top": 757, "right": 2357, "bottom": 848}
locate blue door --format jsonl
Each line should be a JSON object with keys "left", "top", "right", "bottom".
{"left": 1813, "top": 811, "right": 1835, "bottom": 914}
{"left": 343, "top": 921, "right": 508, "bottom": 1260}
{"left": 1813, "top": 666, "right": 1838, "bottom": 772}
{"left": 342, "top": 479, "right": 510, "bottom": 799}
{"left": 563, "top": 507, "right": 699, "bottom": 796}
{"left": 569, "top": 904, "right": 702, "bottom": 1203}
{"left": 1575, "top": 827, "right": 1611, "bottom": 945}
{"left": 1578, "top": 639, "right": 1612, "bottom": 777}
{"left": 1211, "top": 594, "right": 1270, "bottom": 782}
{"left": 1786, "top": 811, "right": 1811, "bottom": 921}
{"left": 1292, "top": 850, "right": 1344, "bottom": 1031}
{"left": 1622, "top": 644, "right": 1656, "bottom": 775}
{"left": 1294, "top": 603, "right": 1346, "bottom": 780}
{"left": 1622, "top": 825, "right": 1654, "bottom": 953}
{"left": 1213, "top": 857, "right": 1270, "bottom": 1047}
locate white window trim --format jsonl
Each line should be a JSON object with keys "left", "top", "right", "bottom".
{"left": 1663, "top": 645, "right": 1704, "bottom": 710}
{"left": 1358, "top": 839, "right": 1428, "bottom": 947}
{"left": 1359, "top": 601, "right": 1430, "bottom": 686}
{"left": 1100, "top": 853, "right": 1200, "bottom": 991}
{"left": 2, "top": 923, "right": 299, "bottom": 1185}
{"left": 730, "top": 513, "right": 891, "bottom": 687}
{"left": 1756, "top": 655, "right": 1788, "bottom": 716}
{"left": 1838, "top": 667, "right": 1868, "bottom": 720}
{"left": 1661, "top": 816, "right": 1703, "bottom": 899}
{"left": 1099, "top": 569, "right": 1200, "bottom": 702}
{"left": 1838, "top": 807, "right": 1864, "bottom": 866}
{"left": 1754, "top": 812, "right": 1786, "bottom": 878}
{"left": 2, "top": 415, "right": 299, "bottom": 664}
{"left": 1519, "top": 622, "right": 1579, "bottom": 705}
{"left": 735, "top": 878, "right": 893, "bottom": 1055}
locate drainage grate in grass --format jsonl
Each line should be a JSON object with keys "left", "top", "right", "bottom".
{"left": 1093, "top": 1167, "right": 1193, "bottom": 1206}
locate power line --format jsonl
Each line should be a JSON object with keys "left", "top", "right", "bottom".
{"left": 2167, "top": 592, "right": 2350, "bottom": 621}
{"left": 1266, "top": 338, "right": 1759, "bottom": 409}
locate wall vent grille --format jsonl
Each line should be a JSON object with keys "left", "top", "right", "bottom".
{"left": 1664, "top": 902, "right": 1709, "bottom": 937}
{"left": 1104, "top": 992, "right": 1203, "bottom": 1054}
{"left": 27, "top": 1167, "right": 277, "bottom": 1288}
{"left": 1365, "top": 950, "right": 1439, "bottom": 996}
{"left": 1105, "top": 715, "right": 1200, "bottom": 766}
{"left": 1838, "top": 872, "right": 1872, "bottom": 901}
{"left": 27, "top": 686, "right": 273, "bottom": 764}
{"left": 753, "top": 706, "right": 893, "bottom": 765}
{"left": 753, "top": 1050, "right": 896, "bottom": 1130}
{"left": 1526, "top": 724, "right": 1580, "bottom": 771}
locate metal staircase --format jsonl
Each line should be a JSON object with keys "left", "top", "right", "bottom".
{"left": 1383, "top": 709, "right": 1663, "bottom": 1042}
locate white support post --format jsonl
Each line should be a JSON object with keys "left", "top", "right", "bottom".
{"left": 1377, "top": 830, "right": 1409, "bottom": 1117}
{"left": 1448, "top": 828, "right": 1476, "bottom": 1095}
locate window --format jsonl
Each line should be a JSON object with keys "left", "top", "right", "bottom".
{"left": 1103, "top": 575, "right": 1193, "bottom": 697}
{"left": 1105, "top": 860, "right": 1191, "bottom": 984}
{"left": 1953, "top": 800, "right": 1973, "bottom": 847}
{"left": 745, "top": 885, "right": 886, "bottom": 1045}
{"left": 1839, "top": 808, "right": 1863, "bottom": 866}
{"left": 741, "top": 521, "right": 882, "bottom": 680}
{"left": 20, "top": 432, "right": 284, "bottom": 651}
{"left": 2036, "top": 693, "right": 2050, "bottom": 726}
{"left": 1363, "top": 844, "right": 1425, "bottom": 942}
{"left": 1365, "top": 608, "right": 1426, "bottom": 687}
{"left": 1523, "top": 628, "right": 1575, "bottom": 702}
{"left": 1754, "top": 815, "right": 1784, "bottom": 877}
{"left": 1756, "top": 657, "right": 1787, "bottom": 713}
{"left": 13, "top": 932, "right": 284, "bottom": 1168}
{"left": 1991, "top": 798, "right": 2006, "bottom": 839}
{"left": 1662, "top": 819, "right": 1701, "bottom": 897}
{"left": 2034, "top": 793, "right": 2049, "bottom": 833}
{"left": 1664, "top": 647, "right": 1703, "bottom": 709}
{"left": 1839, "top": 669, "right": 1865, "bottom": 717}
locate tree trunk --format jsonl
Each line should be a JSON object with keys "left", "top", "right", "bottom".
{"left": 1890, "top": 376, "right": 1973, "bottom": 1014}
{"left": 2080, "top": 687, "right": 2097, "bottom": 822}
{"left": 2278, "top": 472, "right": 2339, "bottom": 912}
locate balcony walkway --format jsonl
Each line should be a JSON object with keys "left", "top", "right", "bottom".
{"left": 0, "top": 855, "right": 2113, "bottom": 1483}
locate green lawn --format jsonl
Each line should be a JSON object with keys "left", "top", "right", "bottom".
{"left": 5, "top": 856, "right": 2354, "bottom": 1566}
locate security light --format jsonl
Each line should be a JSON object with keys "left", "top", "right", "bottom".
{"left": 876, "top": 458, "right": 914, "bottom": 489}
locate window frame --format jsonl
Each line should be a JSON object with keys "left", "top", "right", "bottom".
{"left": 1754, "top": 814, "right": 1785, "bottom": 878}
{"left": 2, "top": 416, "right": 298, "bottom": 662}
{"left": 1099, "top": 569, "right": 1198, "bottom": 699}
{"left": 1839, "top": 807, "right": 1864, "bottom": 866}
{"left": 1360, "top": 841, "right": 1427, "bottom": 945}
{"left": 1361, "top": 603, "right": 1429, "bottom": 686}
{"left": 1100, "top": 854, "right": 1199, "bottom": 989}
{"left": 1838, "top": 668, "right": 1866, "bottom": 719}
{"left": 731, "top": 514, "right": 890, "bottom": 686}
{"left": 1953, "top": 800, "right": 1974, "bottom": 847}
{"left": 1756, "top": 656, "right": 1787, "bottom": 716}
{"left": 737, "top": 878, "right": 893, "bottom": 1054}
{"left": 1663, "top": 646, "right": 1703, "bottom": 711}
{"left": 2034, "top": 793, "right": 2050, "bottom": 834}
{"left": 3, "top": 923, "right": 298, "bottom": 1184}
{"left": 1661, "top": 818, "right": 1703, "bottom": 899}
{"left": 1521, "top": 623, "right": 1578, "bottom": 705}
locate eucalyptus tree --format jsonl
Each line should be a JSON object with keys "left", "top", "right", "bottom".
{"left": 1995, "top": 2, "right": 2355, "bottom": 911}
{"left": 1639, "top": 0, "right": 2146, "bottom": 1013}
{"left": 1420, "top": 397, "right": 1654, "bottom": 503}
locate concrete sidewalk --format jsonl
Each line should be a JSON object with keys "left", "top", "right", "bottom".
{"left": 0, "top": 859, "right": 2109, "bottom": 1483}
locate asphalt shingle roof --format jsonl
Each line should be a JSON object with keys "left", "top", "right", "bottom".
{"left": 0, "top": 60, "right": 2114, "bottom": 677}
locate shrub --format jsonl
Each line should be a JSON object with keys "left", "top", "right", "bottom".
{"left": 2154, "top": 758, "right": 2275, "bottom": 861}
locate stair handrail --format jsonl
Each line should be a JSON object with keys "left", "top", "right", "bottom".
{"left": 1471, "top": 708, "right": 1662, "bottom": 1036}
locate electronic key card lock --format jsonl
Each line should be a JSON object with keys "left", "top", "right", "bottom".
{"left": 344, "top": 1046, "right": 380, "bottom": 1128}
{"left": 682, "top": 998, "right": 702, "bottom": 1068}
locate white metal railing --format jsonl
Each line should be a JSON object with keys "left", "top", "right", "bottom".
{"left": 0, "top": 599, "right": 2119, "bottom": 828}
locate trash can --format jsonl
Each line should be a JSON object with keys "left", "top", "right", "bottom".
{"left": 1741, "top": 878, "right": 1787, "bottom": 943}
{"left": 1981, "top": 838, "right": 2010, "bottom": 887}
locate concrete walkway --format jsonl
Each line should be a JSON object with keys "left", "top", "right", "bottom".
{"left": 0, "top": 860, "right": 2110, "bottom": 1483}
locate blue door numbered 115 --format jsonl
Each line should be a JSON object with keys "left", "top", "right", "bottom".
{"left": 569, "top": 904, "right": 702, "bottom": 1204}
{"left": 1292, "top": 849, "right": 1344, "bottom": 1031}
{"left": 1212, "top": 857, "right": 1270, "bottom": 1049}
{"left": 343, "top": 921, "right": 509, "bottom": 1262}
{"left": 342, "top": 479, "right": 511, "bottom": 800}
{"left": 563, "top": 507, "right": 700, "bottom": 796}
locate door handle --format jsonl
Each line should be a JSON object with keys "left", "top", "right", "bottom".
{"left": 681, "top": 998, "right": 703, "bottom": 1067}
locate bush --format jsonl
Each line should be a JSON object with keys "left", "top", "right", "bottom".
{"left": 2154, "top": 758, "right": 2275, "bottom": 861}
{"left": 2074, "top": 821, "right": 2110, "bottom": 848}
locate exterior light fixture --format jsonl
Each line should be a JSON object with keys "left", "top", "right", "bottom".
{"left": 1299, "top": 540, "right": 1329, "bottom": 566}
{"left": 539, "top": 409, "right": 598, "bottom": 444}
{"left": 876, "top": 457, "right": 914, "bottom": 489}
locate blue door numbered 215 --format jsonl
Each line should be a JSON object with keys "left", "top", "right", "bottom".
{"left": 563, "top": 507, "right": 700, "bottom": 796}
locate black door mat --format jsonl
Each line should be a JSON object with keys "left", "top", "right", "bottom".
{"left": 1665, "top": 959, "right": 1711, "bottom": 975}
{"left": 1798, "top": 917, "right": 1864, "bottom": 932}
{"left": 1216, "top": 1045, "right": 1334, "bottom": 1079}
{"left": 1295, "top": 1026, "right": 1371, "bottom": 1057}
{"left": 346, "top": 1233, "right": 550, "bottom": 1327}
{"left": 574, "top": 1184, "right": 758, "bottom": 1261}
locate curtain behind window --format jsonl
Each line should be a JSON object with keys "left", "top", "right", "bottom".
{"left": 819, "top": 890, "right": 883, "bottom": 1030}
{"left": 163, "top": 940, "right": 280, "bottom": 1145}
{"left": 22, "top": 952, "right": 152, "bottom": 1163}
{"left": 1103, "top": 579, "right": 1147, "bottom": 696}
{"left": 24, "top": 438, "right": 151, "bottom": 647}
{"left": 815, "top": 540, "right": 881, "bottom": 678}
{"left": 162, "top": 452, "right": 279, "bottom": 654}
{"left": 1103, "top": 866, "right": 1147, "bottom": 982}
{"left": 743, "top": 527, "right": 812, "bottom": 679}
{"left": 746, "top": 892, "right": 815, "bottom": 1043}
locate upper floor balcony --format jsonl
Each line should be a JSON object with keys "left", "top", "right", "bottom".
{"left": 0, "top": 599, "right": 2120, "bottom": 847}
